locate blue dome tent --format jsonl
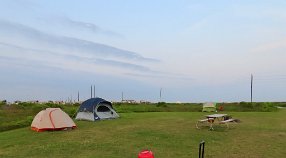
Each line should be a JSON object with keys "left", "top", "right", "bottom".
{"left": 75, "top": 98, "right": 119, "bottom": 121}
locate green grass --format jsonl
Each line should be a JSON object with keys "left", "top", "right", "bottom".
{"left": 0, "top": 101, "right": 281, "bottom": 132}
{"left": 113, "top": 102, "right": 202, "bottom": 113}
{"left": 1, "top": 110, "right": 286, "bottom": 158}
{"left": 113, "top": 102, "right": 280, "bottom": 113}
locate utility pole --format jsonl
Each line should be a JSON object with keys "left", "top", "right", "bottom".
{"left": 160, "top": 88, "right": 162, "bottom": 102}
{"left": 94, "top": 85, "right": 95, "bottom": 98}
{"left": 91, "top": 85, "right": 92, "bottom": 98}
{"left": 121, "top": 92, "right": 124, "bottom": 102}
{"left": 78, "top": 91, "right": 79, "bottom": 102}
{"left": 251, "top": 74, "right": 253, "bottom": 103}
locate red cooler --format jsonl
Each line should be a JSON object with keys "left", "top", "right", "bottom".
{"left": 138, "top": 150, "right": 154, "bottom": 158}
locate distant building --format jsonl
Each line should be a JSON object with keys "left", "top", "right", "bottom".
{"left": 54, "top": 101, "right": 65, "bottom": 104}
{"left": 122, "top": 100, "right": 137, "bottom": 104}
{"left": 140, "top": 100, "right": 151, "bottom": 104}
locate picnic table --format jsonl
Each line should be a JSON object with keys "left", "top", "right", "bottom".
{"left": 196, "top": 114, "right": 237, "bottom": 130}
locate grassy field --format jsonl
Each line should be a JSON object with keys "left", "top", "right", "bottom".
{"left": 0, "top": 101, "right": 281, "bottom": 132}
{"left": 1, "top": 110, "right": 285, "bottom": 158}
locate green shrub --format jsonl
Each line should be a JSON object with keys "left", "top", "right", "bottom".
{"left": 18, "top": 102, "right": 35, "bottom": 107}
{"left": 240, "top": 102, "right": 253, "bottom": 111}
{"left": 45, "top": 103, "right": 64, "bottom": 109}
{"left": 65, "top": 107, "right": 78, "bottom": 118}
{"left": 276, "top": 102, "right": 286, "bottom": 107}
{"left": 26, "top": 116, "right": 34, "bottom": 124}
{"left": 114, "top": 102, "right": 122, "bottom": 106}
{"left": 0, "top": 100, "right": 6, "bottom": 107}
{"left": 73, "top": 103, "right": 80, "bottom": 107}
{"left": 261, "top": 102, "right": 277, "bottom": 112}
{"left": 157, "top": 102, "right": 167, "bottom": 107}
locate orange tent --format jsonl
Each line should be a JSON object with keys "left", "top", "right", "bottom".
{"left": 31, "top": 108, "right": 76, "bottom": 132}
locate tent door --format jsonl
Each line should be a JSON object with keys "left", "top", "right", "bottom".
{"left": 95, "top": 105, "right": 117, "bottom": 119}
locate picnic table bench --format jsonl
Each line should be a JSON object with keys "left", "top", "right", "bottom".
{"left": 219, "top": 118, "right": 237, "bottom": 129}
{"left": 196, "top": 114, "right": 239, "bottom": 130}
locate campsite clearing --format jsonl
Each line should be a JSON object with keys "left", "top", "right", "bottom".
{"left": 0, "top": 110, "right": 286, "bottom": 158}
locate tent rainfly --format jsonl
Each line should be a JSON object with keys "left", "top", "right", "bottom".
{"left": 31, "top": 108, "right": 76, "bottom": 132}
{"left": 202, "top": 102, "right": 217, "bottom": 112}
{"left": 75, "top": 98, "right": 119, "bottom": 121}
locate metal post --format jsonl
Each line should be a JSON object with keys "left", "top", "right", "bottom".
{"left": 160, "top": 88, "right": 162, "bottom": 102}
{"left": 251, "top": 74, "right": 253, "bottom": 103}
{"left": 199, "top": 140, "right": 205, "bottom": 158}
{"left": 91, "top": 85, "right": 92, "bottom": 98}
{"left": 94, "top": 85, "right": 95, "bottom": 98}
{"left": 78, "top": 91, "right": 79, "bottom": 102}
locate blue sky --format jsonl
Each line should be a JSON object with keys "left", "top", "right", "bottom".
{"left": 0, "top": 0, "right": 286, "bottom": 102}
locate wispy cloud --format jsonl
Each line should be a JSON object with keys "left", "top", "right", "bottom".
{"left": 0, "top": 42, "right": 156, "bottom": 73}
{"left": 0, "top": 40, "right": 192, "bottom": 81}
{"left": 0, "top": 20, "right": 158, "bottom": 62}
{"left": 39, "top": 16, "right": 123, "bottom": 38}
{"left": 124, "top": 72, "right": 193, "bottom": 81}
{"left": 95, "top": 59, "right": 152, "bottom": 72}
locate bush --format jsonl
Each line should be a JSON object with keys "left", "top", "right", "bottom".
{"left": 18, "top": 102, "right": 35, "bottom": 107}
{"left": 45, "top": 103, "right": 64, "bottom": 109}
{"left": 261, "top": 102, "right": 277, "bottom": 112}
{"left": 65, "top": 107, "right": 78, "bottom": 118}
{"left": 240, "top": 102, "right": 253, "bottom": 111}
{"left": 0, "top": 100, "right": 6, "bottom": 107}
{"left": 157, "top": 102, "right": 167, "bottom": 107}
{"left": 26, "top": 116, "right": 34, "bottom": 124}
{"left": 276, "top": 102, "right": 286, "bottom": 107}
{"left": 114, "top": 102, "right": 122, "bottom": 106}
{"left": 73, "top": 103, "right": 80, "bottom": 107}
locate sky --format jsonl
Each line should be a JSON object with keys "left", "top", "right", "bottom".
{"left": 0, "top": 0, "right": 286, "bottom": 103}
